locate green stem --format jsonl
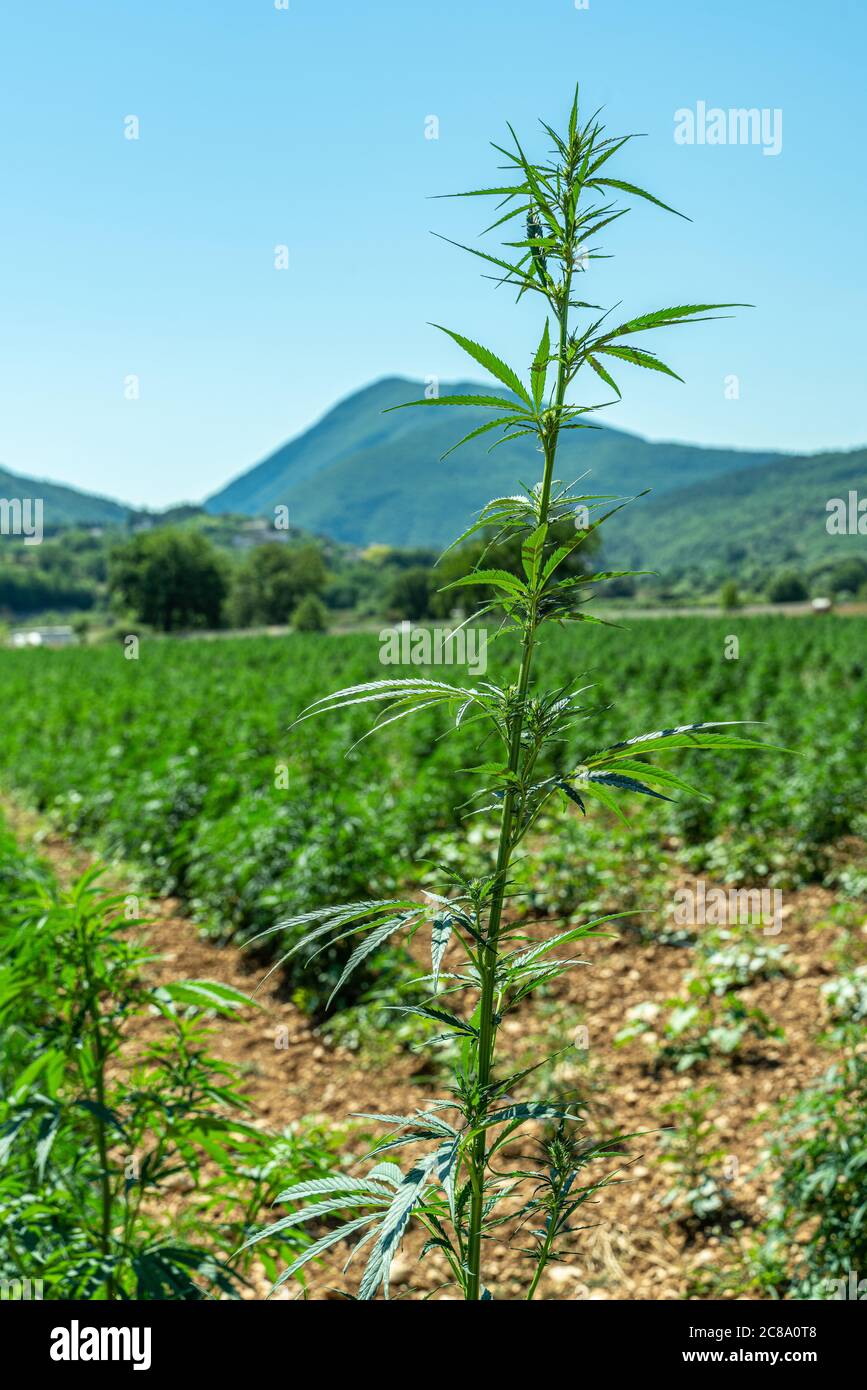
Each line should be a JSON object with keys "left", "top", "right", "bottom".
{"left": 93, "top": 1035, "right": 114, "bottom": 1299}
{"left": 465, "top": 284, "right": 572, "bottom": 1300}
{"left": 526, "top": 1229, "right": 555, "bottom": 1301}
{"left": 77, "top": 909, "right": 115, "bottom": 1299}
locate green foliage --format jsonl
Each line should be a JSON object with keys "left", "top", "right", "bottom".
{"left": 228, "top": 542, "right": 327, "bottom": 627}
{"left": 697, "top": 929, "right": 792, "bottom": 996}
{"left": 767, "top": 569, "right": 808, "bottom": 604}
{"left": 658, "top": 1086, "right": 737, "bottom": 1229}
{"left": 386, "top": 566, "right": 435, "bottom": 620}
{"left": 618, "top": 929, "right": 786, "bottom": 1071}
{"left": 109, "top": 528, "right": 228, "bottom": 632}
{"left": 0, "top": 826, "right": 311, "bottom": 1298}
{"left": 822, "top": 555, "right": 867, "bottom": 599}
{"left": 293, "top": 593, "right": 329, "bottom": 633}
{"left": 750, "top": 1041, "right": 867, "bottom": 1298}
{"left": 0, "top": 615, "right": 861, "bottom": 1012}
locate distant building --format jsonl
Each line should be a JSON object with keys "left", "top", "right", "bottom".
{"left": 231, "top": 519, "right": 293, "bottom": 549}
{"left": 10, "top": 625, "right": 77, "bottom": 649}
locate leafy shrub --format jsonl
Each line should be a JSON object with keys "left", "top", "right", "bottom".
{"left": 618, "top": 933, "right": 785, "bottom": 1072}
{"left": 751, "top": 1044, "right": 867, "bottom": 1298}
{"left": 658, "top": 1086, "right": 739, "bottom": 1229}
{"left": 293, "top": 594, "right": 329, "bottom": 632}
{"left": 767, "top": 570, "right": 808, "bottom": 603}
{"left": 0, "top": 832, "right": 306, "bottom": 1298}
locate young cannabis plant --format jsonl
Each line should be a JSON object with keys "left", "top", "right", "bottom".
{"left": 252, "top": 87, "right": 768, "bottom": 1300}
{"left": 0, "top": 852, "right": 284, "bottom": 1299}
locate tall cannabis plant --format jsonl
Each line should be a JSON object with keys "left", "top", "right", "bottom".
{"left": 251, "top": 88, "right": 764, "bottom": 1300}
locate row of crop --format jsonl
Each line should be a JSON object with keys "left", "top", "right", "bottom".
{"left": 0, "top": 619, "right": 863, "bottom": 1006}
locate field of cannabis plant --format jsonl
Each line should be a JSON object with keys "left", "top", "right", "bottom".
{"left": 1, "top": 620, "right": 865, "bottom": 1300}
{"left": 0, "top": 616, "right": 862, "bottom": 992}
{"left": 2, "top": 83, "right": 865, "bottom": 1304}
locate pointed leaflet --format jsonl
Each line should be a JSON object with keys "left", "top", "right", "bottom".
{"left": 590, "top": 720, "right": 764, "bottom": 759}
{"left": 327, "top": 913, "right": 416, "bottom": 1008}
{"left": 238, "top": 1196, "right": 390, "bottom": 1253}
{"left": 430, "top": 913, "right": 454, "bottom": 992}
{"left": 387, "top": 1004, "right": 478, "bottom": 1038}
{"left": 155, "top": 979, "right": 251, "bottom": 1014}
{"left": 602, "top": 304, "right": 750, "bottom": 342}
{"left": 357, "top": 1149, "right": 441, "bottom": 1300}
{"left": 270, "top": 1215, "right": 383, "bottom": 1292}
{"left": 440, "top": 415, "right": 526, "bottom": 460}
{"left": 587, "top": 771, "right": 673, "bottom": 802}
{"left": 521, "top": 524, "right": 548, "bottom": 585}
{"left": 432, "top": 184, "right": 529, "bottom": 200}
{"left": 385, "top": 392, "right": 526, "bottom": 413}
{"left": 531, "top": 319, "right": 550, "bottom": 407}
{"left": 587, "top": 354, "right": 621, "bottom": 397}
{"left": 273, "top": 1174, "right": 396, "bottom": 1203}
{"left": 585, "top": 175, "right": 687, "bottom": 219}
{"left": 558, "top": 780, "right": 586, "bottom": 813}
{"left": 443, "top": 569, "right": 527, "bottom": 597}
{"left": 597, "top": 344, "right": 684, "bottom": 382}
{"left": 430, "top": 325, "right": 534, "bottom": 408}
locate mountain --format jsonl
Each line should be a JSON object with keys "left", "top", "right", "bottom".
{"left": 204, "top": 376, "right": 864, "bottom": 577}
{"left": 0, "top": 464, "right": 128, "bottom": 530}
{"left": 612, "top": 447, "right": 867, "bottom": 577}
{"left": 203, "top": 377, "right": 787, "bottom": 549}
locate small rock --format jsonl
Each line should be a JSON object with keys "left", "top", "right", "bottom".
{"left": 388, "top": 1254, "right": 414, "bottom": 1286}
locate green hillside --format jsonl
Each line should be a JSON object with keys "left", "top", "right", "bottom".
{"left": 0, "top": 464, "right": 128, "bottom": 530}
{"left": 611, "top": 447, "right": 867, "bottom": 580}
{"left": 203, "top": 378, "right": 782, "bottom": 548}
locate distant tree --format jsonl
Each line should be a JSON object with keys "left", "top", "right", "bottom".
{"left": 387, "top": 567, "right": 434, "bottom": 621}
{"left": 108, "top": 529, "right": 227, "bottom": 632}
{"left": 293, "top": 594, "right": 328, "bottom": 632}
{"left": 604, "top": 574, "right": 637, "bottom": 599}
{"left": 767, "top": 570, "right": 808, "bottom": 604}
{"left": 825, "top": 557, "right": 867, "bottom": 598}
{"left": 381, "top": 546, "right": 439, "bottom": 572}
{"left": 227, "top": 543, "right": 327, "bottom": 626}
{"left": 720, "top": 579, "right": 741, "bottom": 611}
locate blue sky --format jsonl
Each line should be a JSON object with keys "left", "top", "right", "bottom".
{"left": 0, "top": 0, "right": 863, "bottom": 507}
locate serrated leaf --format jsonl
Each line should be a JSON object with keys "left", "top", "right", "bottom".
{"left": 521, "top": 523, "right": 548, "bottom": 585}
{"left": 597, "top": 344, "right": 683, "bottom": 382}
{"left": 586, "top": 176, "right": 687, "bottom": 219}
{"left": 531, "top": 319, "right": 550, "bottom": 407}
{"left": 587, "top": 771, "right": 673, "bottom": 802}
{"left": 358, "top": 1151, "right": 441, "bottom": 1300}
{"left": 155, "top": 979, "right": 251, "bottom": 1014}
{"left": 327, "top": 913, "right": 414, "bottom": 1008}
{"left": 431, "top": 914, "right": 455, "bottom": 992}
{"left": 444, "top": 569, "right": 526, "bottom": 597}
{"left": 587, "top": 354, "right": 621, "bottom": 397}
{"left": 431, "top": 325, "right": 533, "bottom": 408}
